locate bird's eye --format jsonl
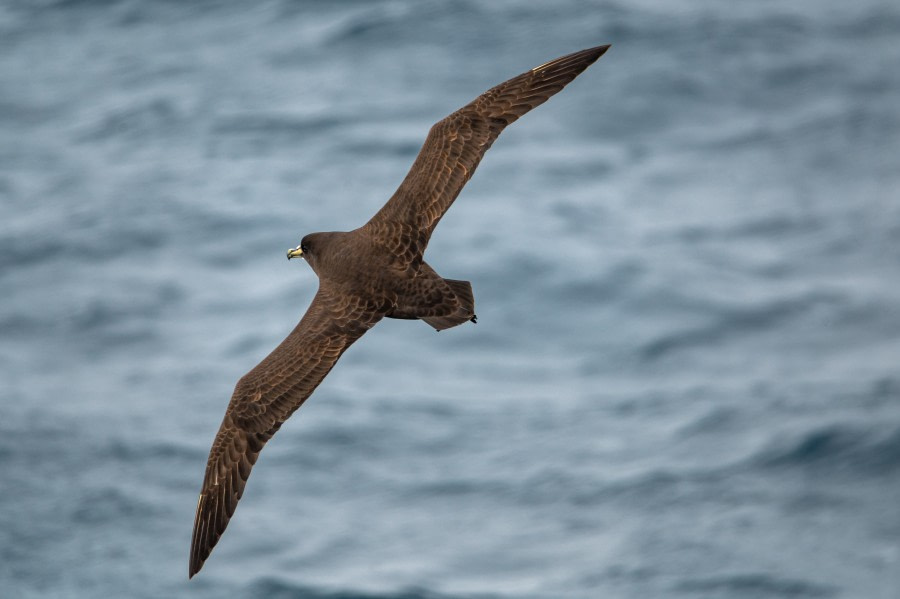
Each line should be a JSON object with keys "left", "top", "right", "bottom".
{"left": 300, "top": 243, "right": 309, "bottom": 253}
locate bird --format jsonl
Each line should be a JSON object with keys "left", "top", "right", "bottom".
{"left": 189, "top": 43, "right": 610, "bottom": 578}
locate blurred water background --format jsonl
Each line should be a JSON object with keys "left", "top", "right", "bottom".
{"left": 2, "top": 1, "right": 899, "bottom": 597}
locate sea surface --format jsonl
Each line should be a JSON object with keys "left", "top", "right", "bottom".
{"left": 2, "top": 1, "right": 899, "bottom": 598}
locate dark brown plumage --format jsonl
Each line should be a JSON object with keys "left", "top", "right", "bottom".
{"left": 189, "top": 44, "right": 610, "bottom": 578}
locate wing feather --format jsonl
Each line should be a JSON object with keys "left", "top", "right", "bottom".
{"left": 365, "top": 45, "right": 610, "bottom": 264}
{"left": 189, "top": 285, "right": 382, "bottom": 577}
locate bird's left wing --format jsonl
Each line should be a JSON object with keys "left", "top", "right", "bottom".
{"left": 189, "top": 284, "right": 383, "bottom": 578}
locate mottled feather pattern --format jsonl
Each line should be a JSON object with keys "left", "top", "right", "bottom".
{"left": 389, "top": 262, "right": 474, "bottom": 321}
{"left": 190, "top": 417, "right": 270, "bottom": 579}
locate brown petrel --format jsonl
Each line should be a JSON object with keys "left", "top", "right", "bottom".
{"left": 189, "top": 44, "right": 610, "bottom": 577}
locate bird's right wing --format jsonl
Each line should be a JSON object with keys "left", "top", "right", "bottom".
{"left": 364, "top": 44, "right": 610, "bottom": 268}
{"left": 189, "top": 284, "right": 383, "bottom": 578}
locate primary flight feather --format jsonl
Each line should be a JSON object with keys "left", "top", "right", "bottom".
{"left": 190, "top": 44, "right": 610, "bottom": 578}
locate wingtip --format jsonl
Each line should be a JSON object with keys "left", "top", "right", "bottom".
{"left": 531, "top": 43, "right": 611, "bottom": 74}
{"left": 188, "top": 548, "right": 203, "bottom": 579}
{"left": 189, "top": 492, "right": 208, "bottom": 579}
{"left": 587, "top": 44, "right": 611, "bottom": 61}
{"left": 188, "top": 549, "right": 205, "bottom": 579}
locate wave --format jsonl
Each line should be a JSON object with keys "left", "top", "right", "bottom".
{"left": 248, "top": 578, "right": 479, "bottom": 599}
{"left": 75, "top": 97, "right": 187, "bottom": 144}
{"left": 674, "top": 573, "right": 837, "bottom": 597}
{"left": 212, "top": 113, "right": 349, "bottom": 139}
{"left": 753, "top": 422, "right": 900, "bottom": 474}
{"left": 639, "top": 291, "right": 844, "bottom": 360}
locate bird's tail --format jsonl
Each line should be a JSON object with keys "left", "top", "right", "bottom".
{"left": 422, "top": 278, "right": 477, "bottom": 331}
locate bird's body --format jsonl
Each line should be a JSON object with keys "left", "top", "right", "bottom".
{"left": 190, "top": 44, "right": 610, "bottom": 578}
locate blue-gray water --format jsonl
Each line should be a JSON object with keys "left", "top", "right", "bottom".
{"left": 2, "top": 1, "right": 899, "bottom": 597}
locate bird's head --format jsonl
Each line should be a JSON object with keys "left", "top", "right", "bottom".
{"left": 288, "top": 233, "right": 315, "bottom": 260}
{"left": 286, "top": 232, "right": 336, "bottom": 275}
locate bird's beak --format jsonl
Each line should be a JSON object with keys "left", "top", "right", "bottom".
{"left": 286, "top": 245, "right": 303, "bottom": 260}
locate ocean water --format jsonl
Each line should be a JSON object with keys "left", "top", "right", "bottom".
{"left": 2, "top": 1, "right": 899, "bottom": 597}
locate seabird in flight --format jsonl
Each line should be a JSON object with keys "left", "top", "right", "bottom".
{"left": 190, "top": 44, "right": 610, "bottom": 578}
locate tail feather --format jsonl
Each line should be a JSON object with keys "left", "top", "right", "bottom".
{"left": 422, "top": 278, "right": 476, "bottom": 331}
{"left": 444, "top": 279, "right": 474, "bottom": 313}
